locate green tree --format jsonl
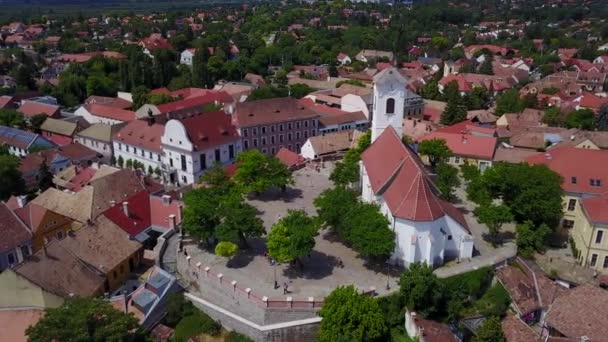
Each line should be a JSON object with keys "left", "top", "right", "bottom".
{"left": 342, "top": 202, "right": 395, "bottom": 259}
{"left": 421, "top": 80, "right": 440, "bottom": 100}
{"left": 215, "top": 241, "right": 238, "bottom": 258}
{"left": 29, "top": 114, "right": 47, "bottom": 133}
{"left": 460, "top": 162, "right": 481, "bottom": 182}
{"left": 117, "top": 155, "right": 124, "bottom": 168}
{"left": 597, "top": 104, "right": 608, "bottom": 131}
{"left": 289, "top": 83, "right": 315, "bottom": 98}
{"left": 543, "top": 106, "right": 564, "bottom": 127}
{"left": 164, "top": 293, "right": 197, "bottom": 328}
{"left": 474, "top": 316, "right": 505, "bottom": 342}
{"left": 435, "top": 163, "right": 460, "bottom": 202}
{"left": 131, "top": 85, "right": 150, "bottom": 110}
{"left": 495, "top": 89, "right": 524, "bottom": 115}
{"left": 565, "top": 108, "right": 596, "bottom": 130}
{"left": 516, "top": 220, "right": 551, "bottom": 257}
{"left": 318, "top": 285, "right": 388, "bottom": 342}
{"left": 26, "top": 297, "right": 139, "bottom": 342}
{"left": 148, "top": 93, "right": 175, "bottom": 105}
{"left": 399, "top": 263, "right": 445, "bottom": 318}
{"left": 478, "top": 60, "right": 494, "bottom": 75}
{"left": 0, "top": 108, "right": 25, "bottom": 128}
{"left": 330, "top": 132, "right": 371, "bottom": 186}
{"left": 215, "top": 192, "right": 265, "bottom": 248}
{"left": 233, "top": 150, "right": 293, "bottom": 194}
{"left": 440, "top": 92, "right": 467, "bottom": 125}
{"left": 182, "top": 187, "right": 222, "bottom": 244}
{"left": 0, "top": 155, "right": 26, "bottom": 200}
{"left": 474, "top": 204, "right": 513, "bottom": 246}
{"left": 418, "top": 138, "right": 452, "bottom": 169}
{"left": 38, "top": 160, "right": 54, "bottom": 192}
{"left": 266, "top": 209, "right": 319, "bottom": 265}
{"left": 314, "top": 186, "right": 358, "bottom": 229}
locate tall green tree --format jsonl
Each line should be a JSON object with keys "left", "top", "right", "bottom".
{"left": 418, "top": 138, "right": 452, "bottom": 169}
{"left": 399, "top": 263, "right": 445, "bottom": 318}
{"left": 495, "top": 89, "right": 524, "bottom": 115}
{"left": 266, "top": 209, "right": 319, "bottom": 265}
{"left": 233, "top": 150, "right": 293, "bottom": 194}
{"left": 440, "top": 92, "right": 467, "bottom": 125}
{"left": 318, "top": 285, "right": 388, "bottom": 342}
{"left": 0, "top": 109, "right": 25, "bottom": 128}
{"left": 0, "top": 155, "right": 26, "bottom": 200}
{"left": 435, "top": 162, "right": 460, "bottom": 202}
{"left": 216, "top": 192, "right": 265, "bottom": 248}
{"left": 131, "top": 85, "right": 150, "bottom": 110}
{"left": 597, "top": 104, "right": 608, "bottom": 131}
{"left": 474, "top": 204, "right": 513, "bottom": 246}
{"left": 182, "top": 187, "right": 222, "bottom": 244}
{"left": 26, "top": 297, "right": 140, "bottom": 342}
{"left": 565, "top": 108, "right": 596, "bottom": 130}
{"left": 30, "top": 114, "right": 47, "bottom": 133}
{"left": 516, "top": 220, "right": 552, "bottom": 257}
{"left": 342, "top": 202, "right": 395, "bottom": 259}
{"left": 314, "top": 186, "right": 358, "bottom": 229}
{"left": 543, "top": 106, "right": 564, "bottom": 127}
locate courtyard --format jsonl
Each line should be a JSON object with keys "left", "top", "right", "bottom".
{"left": 180, "top": 161, "right": 516, "bottom": 301}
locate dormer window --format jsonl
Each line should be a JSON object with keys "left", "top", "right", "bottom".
{"left": 386, "top": 98, "right": 395, "bottom": 114}
{"left": 590, "top": 179, "right": 602, "bottom": 187}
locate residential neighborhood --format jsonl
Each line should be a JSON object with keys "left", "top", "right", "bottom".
{"left": 1, "top": 0, "right": 608, "bottom": 341}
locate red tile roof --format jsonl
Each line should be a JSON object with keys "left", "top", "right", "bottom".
{"left": 526, "top": 146, "right": 608, "bottom": 195}
{"left": 582, "top": 194, "right": 608, "bottom": 224}
{"left": 114, "top": 119, "right": 164, "bottom": 153}
{"left": 419, "top": 131, "right": 497, "bottom": 160}
{"left": 544, "top": 285, "right": 608, "bottom": 341}
{"left": 18, "top": 101, "right": 59, "bottom": 118}
{"left": 0, "top": 95, "right": 13, "bottom": 109}
{"left": 86, "top": 103, "right": 136, "bottom": 122}
{"left": 156, "top": 92, "right": 232, "bottom": 115}
{"left": 103, "top": 191, "right": 151, "bottom": 236}
{"left": 149, "top": 195, "right": 182, "bottom": 229}
{"left": 0, "top": 202, "right": 31, "bottom": 254}
{"left": 234, "top": 97, "right": 319, "bottom": 127}
{"left": 579, "top": 93, "right": 608, "bottom": 111}
{"left": 179, "top": 111, "right": 240, "bottom": 151}
{"left": 502, "top": 315, "right": 542, "bottom": 342}
{"left": 275, "top": 147, "right": 306, "bottom": 168}
{"left": 361, "top": 127, "right": 467, "bottom": 226}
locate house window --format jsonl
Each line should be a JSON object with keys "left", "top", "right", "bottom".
{"left": 596, "top": 230, "right": 604, "bottom": 244}
{"left": 386, "top": 98, "right": 395, "bottom": 114}
{"left": 288, "top": 123, "right": 292, "bottom": 130}
{"left": 590, "top": 179, "right": 602, "bottom": 187}
{"left": 271, "top": 147, "right": 276, "bottom": 155}
{"left": 119, "top": 143, "right": 122, "bottom": 150}
{"left": 149, "top": 152, "right": 152, "bottom": 159}
{"left": 447, "top": 235, "right": 453, "bottom": 240}
{"left": 141, "top": 149, "right": 144, "bottom": 156}
{"left": 180, "top": 155, "right": 186, "bottom": 171}
{"left": 126, "top": 146, "right": 130, "bottom": 152}
{"left": 279, "top": 124, "right": 284, "bottom": 131}
{"left": 243, "top": 128, "right": 248, "bottom": 137}
{"left": 200, "top": 153, "right": 207, "bottom": 170}
{"left": 304, "top": 131, "right": 308, "bottom": 139}
{"left": 56, "top": 231, "right": 64, "bottom": 240}
{"left": 567, "top": 199, "right": 577, "bottom": 211}
{"left": 133, "top": 147, "right": 137, "bottom": 155}
{"left": 7, "top": 252, "right": 16, "bottom": 265}
{"left": 304, "top": 120, "right": 308, "bottom": 128}
{"left": 603, "top": 256, "right": 608, "bottom": 269}
{"left": 253, "top": 138, "right": 258, "bottom": 147}
{"left": 279, "top": 135, "right": 284, "bottom": 143}
{"left": 20, "top": 245, "right": 29, "bottom": 257}
{"left": 271, "top": 136, "right": 275, "bottom": 144}
{"left": 229, "top": 145, "right": 235, "bottom": 159}
{"left": 288, "top": 133, "right": 292, "bottom": 141}
{"left": 262, "top": 137, "right": 266, "bottom": 145}
{"left": 261, "top": 126, "right": 266, "bottom": 134}
{"left": 169, "top": 158, "right": 174, "bottom": 167}
{"left": 253, "top": 128, "right": 257, "bottom": 135}
{"left": 591, "top": 254, "right": 598, "bottom": 267}
{"left": 215, "top": 149, "right": 220, "bottom": 162}
{"left": 571, "top": 177, "right": 577, "bottom": 184}
{"left": 296, "top": 132, "right": 300, "bottom": 140}
{"left": 244, "top": 140, "right": 249, "bottom": 149}
{"left": 454, "top": 156, "right": 461, "bottom": 164}
{"left": 562, "top": 219, "right": 574, "bottom": 229}
{"left": 296, "top": 121, "right": 300, "bottom": 129}
{"left": 271, "top": 125, "right": 275, "bottom": 133}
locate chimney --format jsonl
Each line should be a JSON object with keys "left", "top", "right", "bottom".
{"left": 169, "top": 214, "right": 176, "bottom": 230}
{"left": 122, "top": 202, "right": 129, "bottom": 217}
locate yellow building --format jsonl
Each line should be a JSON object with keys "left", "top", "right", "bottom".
{"left": 14, "top": 203, "right": 75, "bottom": 253}
{"left": 573, "top": 195, "right": 608, "bottom": 272}
{"left": 0, "top": 269, "right": 64, "bottom": 309}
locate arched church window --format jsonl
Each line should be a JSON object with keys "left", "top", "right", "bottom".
{"left": 386, "top": 98, "right": 395, "bottom": 114}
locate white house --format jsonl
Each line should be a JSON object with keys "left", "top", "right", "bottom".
{"left": 180, "top": 48, "right": 196, "bottom": 66}
{"left": 337, "top": 53, "right": 351, "bottom": 65}
{"left": 75, "top": 104, "right": 136, "bottom": 125}
{"left": 161, "top": 111, "right": 241, "bottom": 185}
{"left": 113, "top": 119, "right": 165, "bottom": 174}
{"left": 74, "top": 123, "right": 118, "bottom": 164}
{"left": 360, "top": 68, "right": 474, "bottom": 267}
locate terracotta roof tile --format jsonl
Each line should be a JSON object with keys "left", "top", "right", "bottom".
{"left": 0, "top": 202, "right": 31, "bottom": 254}
{"left": 581, "top": 194, "right": 608, "bottom": 224}
{"left": 419, "top": 131, "right": 497, "bottom": 160}
{"left": 178, "top": 111, "right": 240, "bottom": 151}
{"left": 18, "top": 101, "right": 59, "bottom": 118}
{"left": 234, "top": 97, "right": 319, "bottom": 127}
{"left": 545, "top": 285, "right": 608, "bottom": 341}
{"left": 275, "top": 147, "right": 306, "bottom": 168}
{"left": 502, "top": 314, "right": 542, "bottom": 342}
{"left": 86, "top": 103, "right": 136, "bottom": 122}
{"left": 114, "top": 119, "right": 164, "bottom": 153}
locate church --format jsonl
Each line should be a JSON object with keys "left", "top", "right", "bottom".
{"left": 360, "top": 68, "right": 474, "bottom": 267}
